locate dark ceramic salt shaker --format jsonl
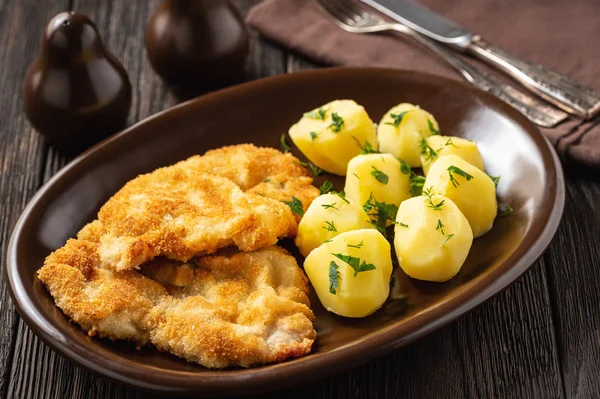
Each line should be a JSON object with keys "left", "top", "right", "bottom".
{"left": 23, "top": 12, "right": 132, "bottom": 154}
{"left": 145, "top": 0, "right": 249, "bottom": 95}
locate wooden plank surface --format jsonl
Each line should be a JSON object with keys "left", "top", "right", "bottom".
{"left": 543, "top": 177, "right": 600, "bottom": 398}
{"left": 0, "top": 0, "right": 70, "bottom": 397}
{"left": 0, "top": 1, "right": 598, "bottom": 398}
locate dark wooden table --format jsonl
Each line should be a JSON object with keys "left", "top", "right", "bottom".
{"left": 1, "top": 1, "right": 599, "bottom": 398}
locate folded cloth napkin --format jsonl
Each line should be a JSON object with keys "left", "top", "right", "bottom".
{"left": 247, "top": 0, "right": 600, "bottom": 170}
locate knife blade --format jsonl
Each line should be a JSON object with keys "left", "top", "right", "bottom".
{"left": 360, "top": 0, "right": 600, "bottom": 118}
{"left": 360, "top": 0, "right": 473, "bottom": 48}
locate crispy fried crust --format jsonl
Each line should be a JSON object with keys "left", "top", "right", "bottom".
{"left": 38, "top": 243, "right": 316, "bottom": 368}
{"left": 176, "top": 144, "right": 309, "bottom": 190}
{"left": 94, "top": 145, "right": 319, "bottom": 271}
{"left": 97, "top": 168, "right": 254, "bottom": 271}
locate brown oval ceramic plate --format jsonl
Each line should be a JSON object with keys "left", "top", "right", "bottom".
{"left": 6, "top": 68, "right": 564, "bottom": 396}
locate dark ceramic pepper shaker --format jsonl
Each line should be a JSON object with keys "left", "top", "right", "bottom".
{"left": 23, "top": 12, "right": 132, "bottom": 154}
{"left": 145, "top": 0, "right": 249, "bottom": 95}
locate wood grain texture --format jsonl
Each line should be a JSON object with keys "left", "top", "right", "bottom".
{"left": 1, "top": 0, "right": 599, "bottom": 398}
{"left": 0, "top": 0, "right": 69, "bottom": 397}
{"left": 544, "top": 177, "right": 600, "bottom": 398}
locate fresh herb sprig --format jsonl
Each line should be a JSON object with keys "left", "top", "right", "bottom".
{"left": 309, "top": 162, "right": 323, "bottom": 177}
{"left": 329, "top": 261, "right": 340, "bottom": 294}
{"left": 347, "top": 241, "right": 364, "bottom": 249}
{"left": 323, "top": 221, "right": 337, "bottom": 232}
{"left": 328, "top": 113, "right": 345, "bottom": 133}
{"left": 424, "top": 187, "right": 445, "bottom": 211}
{"left": 447, "top": 166, "right": 474, "bottom": 188}
{"left": 280, "top": 134, "right": 291, "bottom": 153}
{"left": 370, "top": 165, "right": 389, "bottom": 184}
{"left": 363, "top": 194, "right": 398, "bottom": 235}
{"left": 420, "top": 137, "right": 437, "bottom": 163}
{"left": 428, "top": 119, "right": 440, "bottom": 135}
{"left": 331, "top": 253, "right": 376, "bottom": 277}
{"left": 385, "top": 111, "right": 410, "bottom": 127}
{"left": 352, "top": 136, "right": 378, "bottom": 154}
{"left": 304, "top": 107, "right": 327, "bottom": 120}
{"left": 283, "top": 196, "right": 304, "bottom": 216}
{"left": 320, "top": 180, "right": 333, "bottom": 194}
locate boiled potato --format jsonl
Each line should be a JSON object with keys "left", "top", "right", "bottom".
{"left": 289, "top": 99, "right": 377, "bottom": 175}
{"left": 394, "top": 194, "right": 473, "bottom": 282}
{"left": 423, "top": 154, "right": 497, "bottom": 237}
{"left": 295, "top": 193, "right": 375, "bottom": 257}
{"left": 420, "top": 135, "right": 484, "bottom": 175}
{"left": 304, "top": 229, "right": 393, "bottom": 318}
{"left": 377, "top": 103, "right": 439, "bottom": 167}
{"left": 344, "top": 153, "right": 411, "bottom": 216}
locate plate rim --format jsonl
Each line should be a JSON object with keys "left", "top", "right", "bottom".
{"left": 4, "top": 67, "right": 565, "bottom": 395}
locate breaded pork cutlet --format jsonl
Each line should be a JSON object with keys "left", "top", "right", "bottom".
{"left": 38, "top": 241, "right": 316, "bottom": 368}
{"left": 94, "top": 144, "right": 319, "bottom": 271}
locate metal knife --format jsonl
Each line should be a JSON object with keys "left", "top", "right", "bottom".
{"left": 361, "top": 0, "right": 600, "bottom": 120}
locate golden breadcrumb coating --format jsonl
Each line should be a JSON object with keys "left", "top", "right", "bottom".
{"left": 94, "top": 144, "right": 319, "bottom": 271}
{"left": 176, "top": 144, "right": 309, "bottom": 190}
{"left": 38, "top": 242, "right": 316, "bottom": 368}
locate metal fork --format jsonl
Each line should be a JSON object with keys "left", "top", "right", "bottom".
{"left": 315, "top": 0, "right": 569, "bottom": 128}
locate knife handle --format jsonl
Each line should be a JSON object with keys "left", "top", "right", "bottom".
{"left": 467, "top": 36, "right": 600, "bottom": 119}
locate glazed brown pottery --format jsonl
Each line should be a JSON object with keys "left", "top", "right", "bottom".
{"left": 145, "top": 0, "right": 249, "bottom": 95}
{"left": 6, "top": 68, "right": 564, "bottom": 396}
{"left": 23, "top": 12, "right": 132, "bottom": 154}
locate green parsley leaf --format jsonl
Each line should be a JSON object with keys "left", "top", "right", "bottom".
{"left": 487, "top": 173, "right": 501, "bottom": 188}
{"left": 263, "top": 178, "right": 271, "bottom": 183}
{"left": 396, "top": 221, "right": 409, "bottom": 228}
{"left": 370, "top": 166, "right": 389, "bottom": 185}
{"left": 320, "top": 180, "right": 333, "bottom": 195}
{"left": 443, "top": 234, "right": 455, "bottom": 246}
{"left": 385, "top": 111, "right": 410, "bottom": 127}
{"left": 353, "top": 173, "right": 360, "bottom": 179}
{"left": 304, "top": 107, "right": 327, "bottom": 120}
{"left": 309, "top": 162, "right": 323, "bottom": 177}
{"left": 424, "top": 189, "right": 445, "bottom": 211}
{"left": 295, "top": 159, "right": 308, "bottom": 167}
{"left": 328, "top": 113, "right": 345, "bottom": 133}
{"left": 447, "top": 165, "right": 474, "bottom": 188}
{"left": 363, "top": 194, "right": 398, "bottom": 235}
{"left": 428, "top": 119, "right": 440, "bottom": 135}
{"left": 352, "top": 136, "right": 378, "bottom": 154}
{"left": 283, "top": 196, "right": 304, "bottom": 216}
{"left": 323, "top": 239, "right": 333, "bottom": 244}
{"left": 331, "top": 253, "right": 376, "bottom": 277}
{"left": 347, "top": 241, "right": 364, "bottom": 249}
{"left": 398, "top": 158, "right": 411, "bottom": 175}
{"left": 323, "top": 220, "right": 337, "bottom": 232}
{"left": 329, "top": 261, "right": 341, "bottom": 294}
{"left": 310, "top": 131, "right": 318, "bottom": 141}
{"left": 321, "top": 202, "right": 339, "bottom": 210}
{"left": 409, "top": 173, "right": 426, "bottom": 196}
{"left": 436, "top": 219, "right": 445, "bottom": 235}
{"left": 280, "top": 134, "right": 291, "bottom": 153}
{"left": 420, "top": 136, "right": 437, "bottom": 162}
{"left": 444, "top": 138, "right": 457, "bottom": 147}
{"left": 498, "top": 205, "right": 513, "bottom": 217}
{"left": 332, "top": 190, "right": 350, "bottom": 204}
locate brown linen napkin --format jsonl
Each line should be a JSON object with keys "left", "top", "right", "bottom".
{"left": 247, "top": 0, "right": 600, "bottom": 169}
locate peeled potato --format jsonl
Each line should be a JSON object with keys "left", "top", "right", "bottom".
{"left": 394, "top": 194, "right": 473, "bottom": 282}
{"left": 344, "top": 153, "right": 411, "bottom": 212}
{"left": 377, "top": 103, "right": 439, "bottom": 167}
{"left": 304, "top": 229, "right": 393, "bottom": 318}
{"left": 289, "top": 99, "right": 377, "bottom": 175}
{"left": 423, "top": 154, "right": 497, "bottom": 237}
{"left": 420, "top": 135, "right": 485, "bottom": 175}
{"left": 295, "top": 193, "right": 375, "bottom": 257}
